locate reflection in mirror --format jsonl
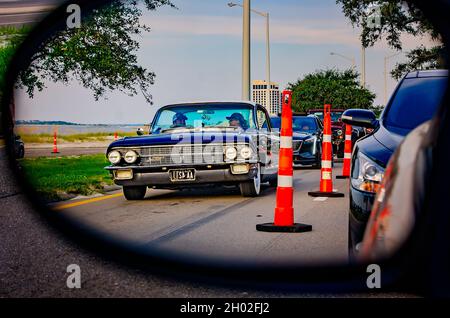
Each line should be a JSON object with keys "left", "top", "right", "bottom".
{"left": 8, "top": 0, "right": 448, "bottom": 267}
{"left": 341, "top": 109, "right": 379, "bottom": 129}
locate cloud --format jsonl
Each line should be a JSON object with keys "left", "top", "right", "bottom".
{"left": 141, "top": 15, "right": 360, "bottom": 46}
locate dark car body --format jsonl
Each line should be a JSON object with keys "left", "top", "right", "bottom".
{"left": 359, "top": 120, "right": 432, "bottom": 262}
{"left": 12, "top": 134, "right": 24, "bottom": 159}
{"left": 270, "top": 115, "right": 323, "bottom": 167}
{"left": 105, "top": 102, "right": 279, "bottom": 199}
{"left": 346, "top": 69, "right": 448, "bottom": 256}
{"left": 307, "top": 109, "right": 346, "bottom": 157}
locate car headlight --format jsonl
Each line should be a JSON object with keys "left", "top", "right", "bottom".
{"left": 240, "top": 146, "right": 253, "bottom": 159}
{"left": 303, "top": 137, "right": 317, "bottom": 154}
{"left": 124, "top": 150, "right": 138, "bottom": 164}
{"left": 352, "top": 152, "right": 385, "bottom": 193}
{"left": 108, "top": 150, "right": 121, "bottom": 164}
{"left": 224, "top": 146, "right": 237, "bottom": 160}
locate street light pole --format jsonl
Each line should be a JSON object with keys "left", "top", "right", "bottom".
{"left": 242, "top": 0, "right": 251, "bottom": 101}
{"left": 361, "top": 46, "right": 366, "bottom": 88}
{"left": 384, "top": 52, "right": 401, "bottom": 104}
{"left": 228, "top": 2, "right": 271, "bottom": 107}
{"left": 265, "top": 12, "right": 271, "bottom": 112}
{"left": 330, "top": 52, "right": 356, "bottom": 71}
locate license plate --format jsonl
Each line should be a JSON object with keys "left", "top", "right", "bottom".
{"left": 169, "top": 169, "right": 196, "bottom": 182}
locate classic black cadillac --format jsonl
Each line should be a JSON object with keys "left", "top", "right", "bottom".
{"left": 105, "top": 102, "right": 279, "bottom": 200}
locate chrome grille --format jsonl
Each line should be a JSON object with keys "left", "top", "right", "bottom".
{"left": 138, "top": 144, "right": 225, "bottom": 166}
{"left": 293, "top": 140, "right": 303, "bottom": 152}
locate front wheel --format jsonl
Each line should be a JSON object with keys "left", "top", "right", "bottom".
{"left": 348, "top": 221, "right": 357, "bottom": 264}
{"left": 268, "top": 174, "right": 278, "bottom": 187}
{"left": 17, "top": 146, "right": 25, "bottom": 159}
{"left": 123, "top": 186, "right": 147, "bottom": 200}
{"left": 239, "top": 164, "right": 261, "bottom": 197}
{"left": 313, "top": 151, "right": 322, "bottom": 169}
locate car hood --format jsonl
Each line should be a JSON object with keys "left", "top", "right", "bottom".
{"left": 373, "top": 123, "right": 405, "bottom": 153}
{"left": 292, "top": 131, "right": 315, "bottom": 140}
{"left": 107, "top": 130, "right": 252, "bottom": 150}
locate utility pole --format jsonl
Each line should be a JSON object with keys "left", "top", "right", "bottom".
{"left": 242, "top": 0, "right": 251, "bottom": 101}
{"left": 228, "top": 2, "right": 270, "bottom": 108}
{"left": 265, "top": 12, "right": 271, "bottom": 112}
{"left": 361, "top": 46, "right": 366, "bottom": 88}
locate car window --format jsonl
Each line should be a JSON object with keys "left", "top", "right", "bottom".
{"left": 331, "top": 112, "right": 343, "bottom": 122}
{"left": 257, "top": 109, "right": 267, "bottom": 129}
{"left": 151, "top": 104, "right": 256, "bottom": 133}
{"left": 385, "top": 77, "right": 448, "bottom": 134}
{"left": 293, "top": 117, "right": 318, "bottom": 133}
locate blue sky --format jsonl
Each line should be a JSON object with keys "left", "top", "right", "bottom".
{"left": 16, "top": 0, "right": 436, "bottom": 124}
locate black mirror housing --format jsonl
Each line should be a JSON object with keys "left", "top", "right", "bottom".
{"left": 341, "top": 109, "right": 379, "bottom": 129}
{"left": 136, "top": 128, "right": 144, "bottom": 136}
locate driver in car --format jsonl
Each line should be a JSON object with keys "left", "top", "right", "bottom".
{"left": 226, "top": 113, "right": 248, "bottom": 129}
{"left": 171, "top": 113, "right": 188, "bottom": 128}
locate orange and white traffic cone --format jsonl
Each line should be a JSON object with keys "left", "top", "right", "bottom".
{"left": 51, "top": 129, "right": 59, "bottom": 154}
{"left": 336, "top": 124, "right": 352, "bottom": 179}
{"left": 308, "top": 105, "right": 344, "bottom": 197}
{"left": 256, "top": 90, "right": 312, "bottom": 233}
{"left": 114, "top": 132, "right": 118, "bottom": 141}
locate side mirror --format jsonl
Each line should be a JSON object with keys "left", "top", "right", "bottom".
{"left": 341, "top": 109, "right": 379, "bottom": 129}
{"left": 136, "top": 127, "right": 144, "bottom": 136}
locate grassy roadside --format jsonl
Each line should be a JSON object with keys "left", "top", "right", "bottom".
{"left": 19, "top": 154, "right": 115, "bottom": 202}
{"left": 19, "top": 131, "right": 136, "bottom": 143}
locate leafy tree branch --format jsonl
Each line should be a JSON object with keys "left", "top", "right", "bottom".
{"left": 337, "top": 0, "right": 446, "bottom": 79}
{"left": 16, "top": 0, "right": 175, "bottom": 105}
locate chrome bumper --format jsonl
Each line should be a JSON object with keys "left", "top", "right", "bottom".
{"left": 107, "top": 166, "right": 258, "bottom": 187}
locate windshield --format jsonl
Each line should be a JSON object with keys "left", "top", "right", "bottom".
{"left": 385, "top": 77, "right": 448, "bottom": 134}
{"left": 293, "top": 117, "right": 318, "bottom": 132}
{"left": 310, "top": 112, "right": 343, "bottom": 122}
{"left": 151, "top": 104, "right": 256, "bottom": 133}
{"left": 270, "top": 117, "right": 318, "bottom": 133}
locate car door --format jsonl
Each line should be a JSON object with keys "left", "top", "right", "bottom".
{"left": 257, "top": 106, "right": 279, "bottom": 175}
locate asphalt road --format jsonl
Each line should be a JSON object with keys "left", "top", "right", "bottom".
{"left": 0, "top": 0, "right": 63, "bottom": 26}
{"left": 56, "top": 167, "right": 349, "bottom": 266}
{"left": 0, "top": 145, "right": 418, "bottom": 297}
{"left": 24, "top": 145, "right": 107, "bottom": 157}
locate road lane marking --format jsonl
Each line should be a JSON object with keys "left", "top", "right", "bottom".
{"left": 52, "top": 192, "right": 123, "bottom": 211}
{"left": 144, "top": 197, "right": 257, "bottom": 246}
{"left": 313, "top": 197, "right": 328, "bottom": 202}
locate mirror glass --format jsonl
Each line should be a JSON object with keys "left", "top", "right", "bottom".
{"left": 5, "top": 0, "right": 448, "bottom": 267}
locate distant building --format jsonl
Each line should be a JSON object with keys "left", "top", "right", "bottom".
{"left": 251, "top": 80, "right": 281, "bottom": 115}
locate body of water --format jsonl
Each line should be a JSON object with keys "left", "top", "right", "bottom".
{"left": 15, "top": 124, "right": 143, "bottom": 135}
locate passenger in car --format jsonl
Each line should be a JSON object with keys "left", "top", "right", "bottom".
{"left": 227, "top": 113, "right": 248, "bottom": 129}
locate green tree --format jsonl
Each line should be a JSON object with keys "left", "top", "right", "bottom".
{"left": 336, "top": 0, "right": 446, "bottom": 79}
{"left": 15, "top": 0, "right": 174, "bottom": 105}
{"left": 0, "top": 26, "right": 30, "bottom": 90}
{"left": 287, "top": 69, "right": 376, "bottom": 112}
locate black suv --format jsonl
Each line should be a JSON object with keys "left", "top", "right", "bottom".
{"left": 342, "top": 69, "right": 448, "bottom": 258}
